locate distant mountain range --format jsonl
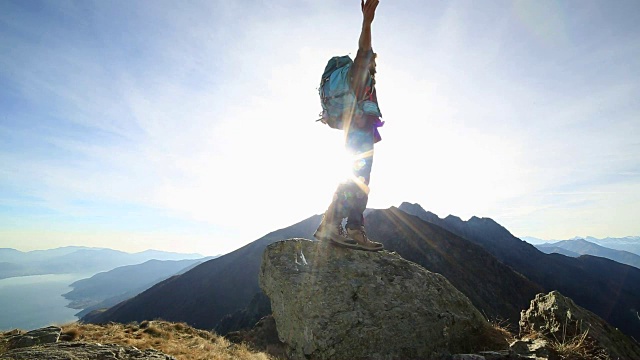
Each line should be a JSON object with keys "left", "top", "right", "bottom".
{"left": 577, "top": 236, "right": 640, "bottom": 255}
{"left": 82, "top": 203, "right": 640, "bottom": 342}
{"left": 535, "top": 239, "right": 640, "bottom": 269}
{"left": 519, "top": 236, "right": 546, "bottom": 244}
{"left": 532, "top": 245, "right": 579, "bottom": 257}
{"left": 0, "top": 246, "right": 205, "bottom": 279}
{"left": 523, "top": 236, "right": 640, "bottom": 256}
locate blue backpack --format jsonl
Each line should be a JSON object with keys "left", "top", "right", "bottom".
{"left": 317, "top": 55, "right": 381, "bottom": 129}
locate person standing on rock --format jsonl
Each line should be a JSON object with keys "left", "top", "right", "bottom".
{"left": 314, "top": 0, "right": 384, "bottom": 252}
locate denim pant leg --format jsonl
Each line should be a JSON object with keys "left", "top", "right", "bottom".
{"left": 327, "top": 125, "right": 375, "bottom": 226}
{"left": 345, "top": 124, "right": 374, "bottom": 228}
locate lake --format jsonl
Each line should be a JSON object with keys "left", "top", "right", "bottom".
{"left": 0, "top": 273, "right": 94, "bottom": 331}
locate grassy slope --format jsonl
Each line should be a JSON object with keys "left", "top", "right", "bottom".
{"left": 0, "top": 320, "right": 276, "bottom": 360}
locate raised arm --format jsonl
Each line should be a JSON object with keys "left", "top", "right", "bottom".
{"left": 358, "top": 0, "right": 379, "bottom": 52}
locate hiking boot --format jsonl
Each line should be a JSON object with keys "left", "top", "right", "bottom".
{"left": 314, "top": 220, "right": 358, "bottom": 248}
{"left": 346, "top": 226, "right": 384, "bottom": 251}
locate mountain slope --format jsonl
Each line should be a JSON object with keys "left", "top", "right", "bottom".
{"left": 85, "top": 209, "right": 543, "bottom": 331}
{"left": 64, "top": 258, "right": 211, "bottom": 313}
{"left": 536, "top": 239, "right": 640, "bottom": 269}
{"left": 83, "top": 215, "right": 321, "bottom": 329}
{"left": 398, "top": 202, "right": 640, "bottom": 339}
{"left": 365, "top": 207, "right": 543, "bottom": 324}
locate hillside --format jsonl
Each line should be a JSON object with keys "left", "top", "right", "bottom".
{"left": 83, "top": 215, "right": 321, "bottom": 328}
{"left": 0, "top": 321, "right": 275, "bottom": 360}
{"left": 365, "top": 207, "right": 542, "bottom": 325}
{"left": 64, "top": 258, "right": 211, "bottom": 317}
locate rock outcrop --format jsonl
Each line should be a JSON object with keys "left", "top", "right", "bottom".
{"left": 0, "top": 325, "right": 176, "bottom": 360}
{"left": 4, "top": 326, "right": 61, "bottom": 350}
{"left": 260, "top": 238, "right": 506, "bottom": 360}
{"left": 520, "top": 291, "right": 640, "bottom": 360}
{"left": 0, "top": 342, "right": 176, "bottom": 360}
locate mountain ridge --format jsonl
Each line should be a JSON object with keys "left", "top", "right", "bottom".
{"left": 397, "top": 202, "right": 640, "bottom": 340}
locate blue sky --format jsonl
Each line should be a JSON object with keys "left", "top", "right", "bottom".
{"left": 1, "top": 0, "right": 639, "bottom": 256}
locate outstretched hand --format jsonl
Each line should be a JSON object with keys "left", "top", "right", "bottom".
{"left": 361, "top": 0, "right": 379, "bottom": 25}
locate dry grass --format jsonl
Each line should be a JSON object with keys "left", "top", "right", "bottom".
{"left": 552, "top": 331, "right": 610, "bottom": 360}
{"left": 549, "top": 319, "right": 610, "bottom": 360}
{"left": 0, "top": 334, "right": 8, "bottom": 353}
{"left": 489, "top": 318, "right": 517, "bottom": 344}
{"left": 521, "top": 328, "right": 610, "bottom": 360}
{"left": 1, "top": 321, "right": 278, "bottom": 360}
{"left": 0, "top": 329, "right": 22, "bottom": 353}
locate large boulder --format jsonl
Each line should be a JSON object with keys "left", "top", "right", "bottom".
{"left": 520, "top": 291, "right": 640, "bottom": 360}
{"left": 0, "top": 342, "right": 175, "bottom": 360}
{"left": 259, "top": 238, "right": 506, "bottom": 360}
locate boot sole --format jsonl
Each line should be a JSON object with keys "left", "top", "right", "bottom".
{"left": 314, "top": 229, "right": 359, "bottom": 248}
{"left": 329, "top": 237, "right": 360, "bottom": 249}
{"left": 353, "top": 244, "right": 384, "bottom": 252}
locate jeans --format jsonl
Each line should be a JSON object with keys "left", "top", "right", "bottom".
{"left": 327, "top": 122, "right": 375, "bottom": 229}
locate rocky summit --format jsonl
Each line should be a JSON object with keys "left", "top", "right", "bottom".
{"left": 259, "top": 238, "right": 506, "bottom": 360}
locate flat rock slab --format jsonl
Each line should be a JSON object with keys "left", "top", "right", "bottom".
{"left": 0, "top": 342, "right": 176, "bottom": 360}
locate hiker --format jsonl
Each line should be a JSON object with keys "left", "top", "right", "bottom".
{"left": 314, "top": 0, "right": 384, "bottom": 251}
